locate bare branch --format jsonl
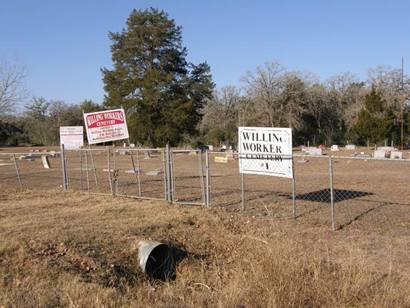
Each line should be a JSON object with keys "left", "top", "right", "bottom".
{"left": 0, "top": 60, "right": 27, "bottom": 114}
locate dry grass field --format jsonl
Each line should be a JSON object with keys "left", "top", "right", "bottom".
{"left": 1, "top": 146, "right": 410, "bottom": 307}
{"left": 0, "top": 188, "right": 410, "bottom": 307}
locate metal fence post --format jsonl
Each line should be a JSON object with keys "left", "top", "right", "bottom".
{"left": 79, "top": 149, "right": 83, "bottom": 190}
{"left": 291, "top": 156, "right": 296, "bottom": 218}
{"left": 113, "top": 148, "right": 118, "bottom": 195}
{"left": 85, "top": 149, "right": 90, "bottom": 193}
{"left": 129, "top": 150, "right": 139, "bottom": 195}
{"left": 241, "top": 172, "right": 245, "bottom": 211}
{"left": 88, "top": 145, "right": 98, "bottom": 187}
{"left": 169, "top": 148, "right": 175, "bottom": 203}
{"left": 107, "top": 147, "right": 113, "bottom": 195}
{"left": 205, "top": 149, "right": 210, "bottom": 207}
{"left": 199, "top": 151, "right": 206, "bottom": 206}
{"left": 60, "top": 144, "right": 67, "bottom": 191}
{"left": 12, "top": 154, "right": 23, "bottom": 189}
{"left": 136, "top": 150, "right": 142, "bottom": 196}
{"left": 163, "top": 148, "right": 169, "bottom": 202}
{"left": 329, "top": 156, "right": 336, "bottom": 231}
{"left": 165, "top": 143, "right": 172, "bottom": 203}
{"left": 64, "top": 149, "right": 70, "bottom": 188}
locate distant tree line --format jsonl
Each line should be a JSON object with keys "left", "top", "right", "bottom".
{"left": 1, "top": 8, "right": 409, "bottom": 147}
{"left": 0, "top": 98, "right": 102, "bottom": 146}
{"left": 200, "top": 62, "right": 410, "bottom": 147}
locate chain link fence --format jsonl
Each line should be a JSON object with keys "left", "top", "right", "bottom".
{"left": 0, "top": 150, "right": 62, "bottom": 191}
{"left": 1, "top": 146, "right": 409, "bottom": 231}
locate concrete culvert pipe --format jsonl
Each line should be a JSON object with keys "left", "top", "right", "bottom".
{"left": 138, "top": 240, "right": 176, "bottom": 281}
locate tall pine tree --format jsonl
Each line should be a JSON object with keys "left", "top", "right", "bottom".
{"left": 102, "top": 8, "right": 214, "bottom": 146}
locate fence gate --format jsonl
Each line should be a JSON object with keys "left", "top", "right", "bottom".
{"left": 170, "top": 149, "right": 208, "bottom": 206}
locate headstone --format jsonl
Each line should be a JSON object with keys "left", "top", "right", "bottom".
{"left": 373, "top": 150, "right": 387, "bottom": 159}
{"left": 354, "top": 152, "right": 371, "bottom": 158}
{"left": 214, "top": 156, "right": 228, "bottom": 163}
{"left": 41, "top": 155, "right": 51, "bottom": 169}
{"left": 118, "top": 149, "right": 129, "bottom": 155}
{"left": 345, "top": 144, "right": 356, "bottom": 150}
{"left": 307, "top": 147, "right": 323, "bottom": 155}
{"left": 125, "top": 168, "right": 143, "bottom": 174}
{"left": 330, "top": 145, "right": 340, "bottom": 151}
{"left": 130, "top": 143, "right": 135, "bottom": 148}
{"left": 390, "top": 151, "right": 403, "bottom": 159}
{"left": 207, "top": 145, "right": 214, "bottom": 151}
{"left": 378, "top": 146, "right": 396, "bottom": 151}
{"left": 146, "top": 170, "right": 162, "bottom": 176}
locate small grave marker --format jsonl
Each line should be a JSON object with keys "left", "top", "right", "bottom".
{"left": 373, "top": 150, "right": 387, "bottom": 159}
{"left": 390, "top": 151, "right": 403, "bottom": 159}
{"left": 41, "top": 155, "right": 51, "bottom": 169}
{"left": 214, "top": 156, "right": 228, "bottom": 163}
{"left": 146, "top": 170, "right": 162, "bottom": 176}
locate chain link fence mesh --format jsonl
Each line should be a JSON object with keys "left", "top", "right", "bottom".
{"left": 170, "top": 150, "right": 204, "bottom": 205}
{"left": 331, "top": 156, "right": 410, "bottom": 230}
{"left": 0, "top": 151, "right": 62, "bottom": 191}
{"left": 2, "top": 146, "right": 410, "bottom": 231}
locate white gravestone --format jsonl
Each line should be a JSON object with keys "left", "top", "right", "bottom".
{"left": 390, "top": 151, "right": 403, "bottom": 159}
{"left": 373, "top": 150, "right": 387, "bottom": 159}
{"left": 307, "top": 147, "right": 323, "bottom": 155}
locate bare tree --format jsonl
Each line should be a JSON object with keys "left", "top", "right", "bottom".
{"left": 0, "top": 60, "right": 27, "bottom": 114}
{"left": 367, "top": 65, "right": 410, "bottom": 110}
{"left": 242, "top": 61, "right": 286, "bottom": 126}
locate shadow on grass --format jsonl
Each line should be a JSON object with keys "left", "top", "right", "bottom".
{"left": 296, "top": 189, "right": 373, "bottom": 203}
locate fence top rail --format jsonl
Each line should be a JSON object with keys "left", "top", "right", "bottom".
{"left": 0, "top": 152, "right": 61, "bottom": 156}
{"left": 124, "top": 147, "right": 164, "bottom": 152}
{"left": 328, "top": 154, "right": 410, "bottom": 162}
{"left": 171, "top": 149, "right": 201, "bottom": 153}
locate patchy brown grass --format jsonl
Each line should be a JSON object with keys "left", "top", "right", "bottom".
{"left": 0, "top": 189, "right": 409, "bottom": 307}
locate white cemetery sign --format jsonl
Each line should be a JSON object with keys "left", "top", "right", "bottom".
{"left": 83, "top": 108, "right": 129, "bottom": 144}
{"left": 238, "top": 127, "right": 293, "bottom": 178}
{"left": 60, "top": 126, "right": 84, "bottom": 149}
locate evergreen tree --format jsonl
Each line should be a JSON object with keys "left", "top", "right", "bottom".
{"left": 353, "top": 88, "right": 398, "bottom": 144}
{"left": 102, "top": 8, "right": 214, "bottom": 146}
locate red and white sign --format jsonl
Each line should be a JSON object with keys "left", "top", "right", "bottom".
{"left": 83, "top": 108, "right": 129, "bottom": 144}
{"left": 60, "top": 126, "right": 84, "bottom": 149}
